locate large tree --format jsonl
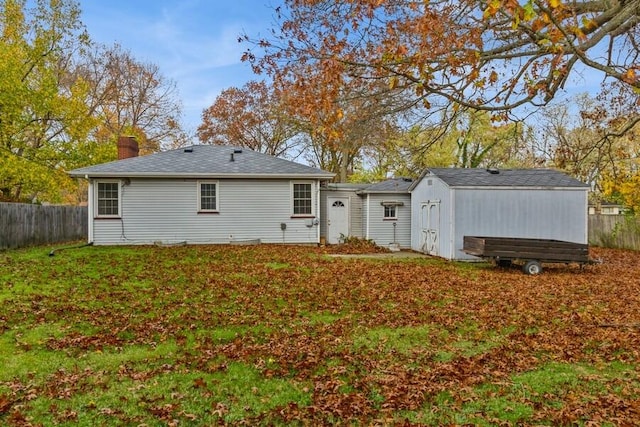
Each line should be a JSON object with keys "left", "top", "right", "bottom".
{"left": 356, "top": 108, "right": 528, "bottom": 179}
{"left": 0, "top": 0, "right": 94, "bottom": 202}
{"left": 243, "top": 0, "right": 640, "bottom": 144}
{"left": 529, "top": 92, "right": 640, "bottom": 203}
{"left": 289, "top": 77, "right": 401, "bottom": 181}
{"left": 78, "top": 43, "right": 183, "bottom": 154}
{"left": 447, "top": 109, "right": 526, "bottom": 168}
{"left": 0, "top": 0, "right": 186, "bottom": 202}
{"left": 198, "top": 80, "right": 299, "bottom": 157}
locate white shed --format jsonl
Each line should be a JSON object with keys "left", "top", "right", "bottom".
{"left": 409, "top": 168, "right": 590, "bottom": 260}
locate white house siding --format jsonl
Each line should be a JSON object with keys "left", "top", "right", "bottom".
{"left": 319, "top": 188, "right": 364, "bottom": 240}
{"left": 364, "top": 193, "right": 411, "bottom": 248}
{"left": 451, "top": 187, "right": 588, "bottom": 260}
{"left": 92, "top": 178, "right": 321, "bottom": 245}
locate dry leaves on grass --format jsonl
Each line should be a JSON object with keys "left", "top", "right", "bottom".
{"left": 1, "top": 245, "right": 640, "bottom": 425}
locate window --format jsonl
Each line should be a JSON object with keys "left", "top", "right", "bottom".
{"left": 384, "top": 204, "right": 397, "bottom": 219}
{"left": 198, "top": 181, "right": 218, "bottom": 212}
{"left": 96, "top": 181, "right": 120, "bottom": 217}
{"left": 292, "top": 182, "right": 313, "bottom": 216}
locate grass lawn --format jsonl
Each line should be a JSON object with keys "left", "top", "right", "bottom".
{"left": 1, "top": 243, "right": 640, "bottom": 425}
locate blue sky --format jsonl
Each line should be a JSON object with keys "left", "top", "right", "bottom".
{"left": 79, "top": 0, "right": 284, "bottom": 134}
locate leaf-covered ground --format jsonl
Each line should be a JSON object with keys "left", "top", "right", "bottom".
{"left": 1, "top": 243, "right": 639, "bottom": 425}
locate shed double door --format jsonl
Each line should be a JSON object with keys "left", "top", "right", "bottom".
{"left": 420, "top": 201, "right": 440, "bottom": 255}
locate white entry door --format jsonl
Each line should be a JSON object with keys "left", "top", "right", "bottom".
{"left": 327, "top": 197, "right": 349, "bottom": 244}
{"left": 420, "top": 201, "right": 440, "bottom": 255}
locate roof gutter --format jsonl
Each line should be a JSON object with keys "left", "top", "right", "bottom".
{"left": 448, "top": 185, "right": 589, "bottom": 190}
{"left": 69, "top": 172, "right": 335, "bottom": 180}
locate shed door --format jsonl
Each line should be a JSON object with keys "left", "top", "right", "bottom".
{"left": 327, "top": 197, "right": 349, "bottom": 244}
{"left": 420, "top": 201, "right": 440, "bottom": 255}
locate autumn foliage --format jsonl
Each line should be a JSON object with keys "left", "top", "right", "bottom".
{"left": 240, "top": 0, "right": 640, "bottom": 186}
{"left": 1, "top": 244, "right": 640, "bottom": 424}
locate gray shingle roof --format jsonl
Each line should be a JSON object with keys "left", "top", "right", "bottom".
{"left": 69, "top": 145, "right": 334, "bottom": 179}
{"left": 360, "top": 177, "right": 414, "bottom": 193}
{"left": 423, "top": 168, "right": 589, "bottom": 188}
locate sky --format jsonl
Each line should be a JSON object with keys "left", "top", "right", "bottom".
{"left": 78, "top": 0, "right": 285, "bottom": 135}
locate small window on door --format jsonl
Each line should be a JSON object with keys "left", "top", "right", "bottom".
{"left": 332, "top": 200, "right": 345, "bottom": 208}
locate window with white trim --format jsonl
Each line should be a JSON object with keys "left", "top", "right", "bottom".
{"left": 96, "top": 181, "right": 121, "bottom": 217}
{"left": 384, "top": 204, "right": 397, "bottom": 219}
{"left": 292, "top": 182, "right": 313, "bottom": 216}
{"left": 198, "top": 181, "right": 218, "bottom": 212}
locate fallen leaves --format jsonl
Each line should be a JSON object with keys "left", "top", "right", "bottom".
{"left": 1, "top": 244, "right": 640, "bottom": 424}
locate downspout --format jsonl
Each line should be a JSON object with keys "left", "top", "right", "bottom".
{"left": 582, "top": 189, "right": 589, "bottom": 244}
{"left": 449, "top": 188, "right": 455, "bottom": 260}
{"left": 366, "top": 193, "right": 370, "bottom": 239}
{"left": 87, "top": 177, "right": 94, "bottom": 243}
{"left": 316, "top": 181, "right": 321, "bottom": 243}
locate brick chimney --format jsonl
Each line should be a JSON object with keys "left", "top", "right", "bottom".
{"left": 117, "top": 136, "right": 139, "bottom": 160}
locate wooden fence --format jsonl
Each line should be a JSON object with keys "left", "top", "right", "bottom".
{"left": 0, "top": 202, "right": 87, "bottom": 250}
{"left": 589, "top": 214, "right": 640, "bottom": 251}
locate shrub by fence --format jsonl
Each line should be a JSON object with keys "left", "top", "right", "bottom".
{"left": 589, "top": 214, "right": 640, "bottom": 251}
{"left": 0, "top": 202, "right": 87, "bottom": 250}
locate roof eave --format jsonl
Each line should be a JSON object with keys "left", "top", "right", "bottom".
{"left": 358, "top": 190, "right": 411, "bottom": 194}
{"left": 69, "top": 172, "right": 335, "bottom": 180}
{"left": 446, "top": 185, "right": 589, "bottom": 190}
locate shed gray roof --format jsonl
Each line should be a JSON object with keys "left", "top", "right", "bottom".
{"left": 360, "top": 177, "right": 414, "bottom": 193}
{"left": 69, "top": 145, "right": 334, "bottom": 179}
{"left": 412, "top": 168, "right": 589, "bottom": 189}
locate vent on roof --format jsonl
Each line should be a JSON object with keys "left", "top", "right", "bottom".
{"left": 183, "top": 147, "right": 193, "bottom": 153}
{"left": 233, "top": 148, "right": 243, "bottom": 154}
{"left": 486, "top": 168, "right": 500, "bottom": 174}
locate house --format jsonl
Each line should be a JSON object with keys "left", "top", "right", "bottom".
{"left": 68, "top": 137, "right": 334, "bottom": 245}
{"left": 358, "top": 178, "right": 412, "bottom": 249}
{"left": 588, "top": 202, "right": 626, "bottom": 215}
{"left": 320, "top": 182, "right": 369, "bottom": 244}
{"left": 409, "top": 168, "right": 590, "bottom": 260}
{"left": 319, "top": 178, "right": 412, "bottom": 248}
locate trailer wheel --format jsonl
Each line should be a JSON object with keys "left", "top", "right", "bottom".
{"left": 523, "top": 260, "right": 542, "bottom": 275}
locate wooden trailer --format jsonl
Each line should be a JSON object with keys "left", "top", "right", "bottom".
{"left": 463, "top": 236, "right": 593, "bottom": 275}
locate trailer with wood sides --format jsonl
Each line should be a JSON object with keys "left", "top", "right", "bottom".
{"left": 462, "top": 236, "right": 594, "bottom": 275}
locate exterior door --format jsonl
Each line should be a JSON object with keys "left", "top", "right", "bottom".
{"left": 327, "top": 197, "right": 349, "bottom": 244}
{"left": 420, "top": 201, "right": 440, "bottom": 255}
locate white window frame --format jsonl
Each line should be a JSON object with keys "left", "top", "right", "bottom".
{"left": 383, "top": 204, "right": 397, "bottom": 220}
{"left": 95, "top": 180, "right": 121, "bottom": 218}
{"left": 291, "top": 181, "right": 314, "bottom": 217}
{"left": 198, "top": 180, "right": 219, "bottom": 212}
